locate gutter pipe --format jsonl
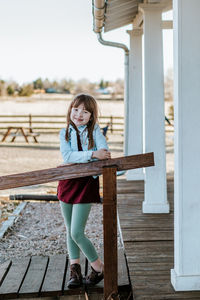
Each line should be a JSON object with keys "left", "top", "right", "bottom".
{"left": 97, "top": 32, "right": 129, "bottom": 156}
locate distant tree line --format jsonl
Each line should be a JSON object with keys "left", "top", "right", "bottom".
{"left": 0, "top": 69, "right": 173, "bottom": 100}
{"left": 0, "top": 77, "right": 124, "bottom": 97}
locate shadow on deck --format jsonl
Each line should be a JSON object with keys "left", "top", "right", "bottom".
{"left": 117, "top": 178, "right": 200, "bottom": 300}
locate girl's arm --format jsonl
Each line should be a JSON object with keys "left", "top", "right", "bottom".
{"left": 92, "top": 125, "right": 111, "bottom": 160}
{"left": 94, "top": 124, "right": 109, "bottom": 150}
{"left": 60, "top": 129, "right": 93, "bottom": 163}
{"left": 92, "top": 124, "right": 124, "bottom": 176}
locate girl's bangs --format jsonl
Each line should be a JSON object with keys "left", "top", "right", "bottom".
{"left": 72, "top": 97, "right": 94, "bottom": 113}
{"left": 72, "top": 98, "right": 83, "bottom": 108}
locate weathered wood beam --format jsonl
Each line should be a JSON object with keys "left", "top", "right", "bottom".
{"left": 103, "top": 167, "right": 118, "bottom": 299}
{"left": 0, "top": 153, "right": 154, "bottom": 190}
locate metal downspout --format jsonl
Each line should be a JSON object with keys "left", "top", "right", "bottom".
{"left": 97, "top": 33, "right": 129, "bottom": 156}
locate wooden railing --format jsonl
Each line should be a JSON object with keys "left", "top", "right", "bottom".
{"left": 0, "top": 153, "right": 154, "bottom": 299}
{"left": 0, "top": 114, "right": 124, "bottom": 134}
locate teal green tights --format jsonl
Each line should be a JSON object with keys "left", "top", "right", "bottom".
{"left": 60, "top": 201, "right": 99, "bottom": 263}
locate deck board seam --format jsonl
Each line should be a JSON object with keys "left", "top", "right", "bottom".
{"left": 38, "top": 256, "right": 49, "bottom": 297}
{"left": 17, "top": 257, "right": 32, "bottom": 296}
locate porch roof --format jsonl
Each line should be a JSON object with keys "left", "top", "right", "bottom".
{"left": 92, "top": 0, "right": 172, "bottom": 33}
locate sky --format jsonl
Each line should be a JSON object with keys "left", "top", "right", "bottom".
{"left": 0, "top": 0, "right": 173, "bottom": 84}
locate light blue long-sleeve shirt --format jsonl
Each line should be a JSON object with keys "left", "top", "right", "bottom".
{"left": 59, "top": 123, "right": 109, "bottom": 164}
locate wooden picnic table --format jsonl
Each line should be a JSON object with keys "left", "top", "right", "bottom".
{"left": 1, "top": 126, "right": 39, "bottom": 143}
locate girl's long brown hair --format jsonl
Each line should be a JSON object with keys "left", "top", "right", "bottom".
{"left": 65, "top": 94, "right": 98, "bottom": 149}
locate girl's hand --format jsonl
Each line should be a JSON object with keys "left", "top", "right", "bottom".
{"left": 92, "top": 149, "right": 111, "bottom": 160}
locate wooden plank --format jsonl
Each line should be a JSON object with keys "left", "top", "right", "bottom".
{"left": 120, "top": 224, "right": 173, "bottom": 231}
{"left": 119, "top": 219, "right": 173, "bottom": 229}
{"left": 125, "top": 241, "right": 174, "bottom": 250}
{"left": 103, "top": 167, "right": 118, "bottom": 299}
{"left": 132, "top": 279, "right": 200, "bottom": 298}
{"left": 0, "top": 153, "right": 154, "bottom": 190}
{"left": 125, "top": 243, "right": 173, "bottom": 260}
{"left": 117, "top": 192, "right": 144, "bottom": 197}
{"left": 0, "top": 257, "right": 30, "bottom": 299}
{"left": 136, "top": 295, "right": 200, "bottom": 300}
{"left": 126, "top": 255, "right": 173, "bottom": 264}
{"left": 131, "top": 274, "right": 171, "bottom": 282}
{"left": 118, "top": 209, "right": 171, "bottom": 217}
{"left": 129, "top": 262, "right": 173, "bottom": 276}
{"left": 18, "top": 256, "right": 48, "bottom": 298}
{"left": 117, "top": 189, "right": 144, "bottom": 194}
{"left": 117, "top": 248, "right": 130, "bottom": 289}
{"left": 0, "top": 202, "right": 27, "bottom": 239}
{"left": 132, "top": 277, "right": 173, "bottom": 293}
{"left": 121, "top": 230, "right": 173, "bottom": 242}
{"left": 119, "top": 221, "right": 173, "bottom": 228}
{"left": 40, "top": 254, "right": 68, "bottom": 297}
{"left": 119, "top": 216, "right": 174, "bottom": 223}
{"left": 0, "top": 260, "right": 12, "bottom": 286}
{"left": 119, "top": 212, "right": 171, "bottom": 218}
{"left": 117, "top": 194, "right": 144, "bottom": 202}
{"left": 118, "top": 199, "right": 144, "bottom": 206}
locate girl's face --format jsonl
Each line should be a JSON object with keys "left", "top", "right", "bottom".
{"left": 70, "top": 103, "right": 91, "bottom": 127}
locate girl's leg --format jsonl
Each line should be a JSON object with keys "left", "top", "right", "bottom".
{"left": 60, "top": 201, "right": 83, "bottom": 289}
{"left": 71, "top": 203, "right": 100, "bottom": 264}
{"left": 71, "top": 203, "right": 104, "bottom": 286}
{"left": 91, "top": 258, "right": 104, "bottom": 273}
{"left": 59, "top": 201, "right": 80, "bottom": 262}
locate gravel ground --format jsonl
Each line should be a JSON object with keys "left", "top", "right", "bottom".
{"left": 0, "top": 201, "right": 122, "bottom": 264}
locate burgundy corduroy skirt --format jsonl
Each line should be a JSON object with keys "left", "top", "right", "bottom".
{"left": 57, "top": 176, "right": 101, "bottom": 204}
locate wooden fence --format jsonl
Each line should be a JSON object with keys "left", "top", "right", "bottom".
{"left": 0, "top": 114, "right": 124, "bottom": 134}
{"left": 0, "top": 114, "right": 174, "bottom": 135}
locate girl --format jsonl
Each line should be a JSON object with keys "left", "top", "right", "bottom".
{"left": 57, "top": 93, "right": 111, "bottom": 289}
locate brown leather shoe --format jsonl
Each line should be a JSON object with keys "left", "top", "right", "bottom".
{"left": 83, "top": 266, "right": 104, "bottom": 286}
{"left": 67, "top": 263, "right": 83, "bottom": 289}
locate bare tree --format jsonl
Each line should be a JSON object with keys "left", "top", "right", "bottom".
{"left": 73, "top": 78, "right": 97, "bottom": 95}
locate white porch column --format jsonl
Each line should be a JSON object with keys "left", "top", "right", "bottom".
{"left": 171, "top": 0, "right": 200, "bottom": 291}
{"left": 140, "top": 3, "right": 169, "bottom": 213}
{"left": 126, "top": 28, "right": 144, "bottom": 180}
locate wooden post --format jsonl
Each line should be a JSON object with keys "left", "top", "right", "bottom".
{"left": 110, "top": 116, "right": 113, "bottom": 133}
{"left": 103, "top": 166, "right": 118, "bottom": 300}
{"left": 29, "top": 114, "right": 32, "bottom": 133}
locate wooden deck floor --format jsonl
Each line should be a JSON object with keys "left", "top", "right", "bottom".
{"left": 117, "top": 178, "right": 200, "bottom": 300}
{"left": 0, "top": 249, "right": 130, "bottom": 299}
